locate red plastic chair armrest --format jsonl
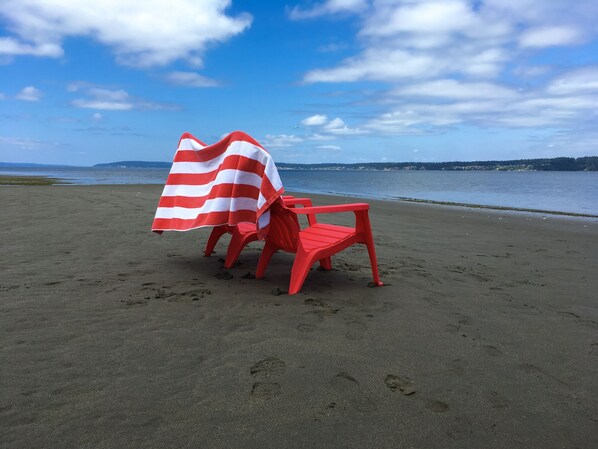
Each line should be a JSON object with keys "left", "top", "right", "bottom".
{"left": 283, "top": 197, "right": 313, "bottom": 207}
{"left": 291, "top": 203, "right": 370, "bottom": 215}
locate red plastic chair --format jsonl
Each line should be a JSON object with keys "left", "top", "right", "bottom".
{"left": 204, "top": 196, "right": 311, "bottom": 268}
{"left": 204, "top": 222, "right": 259, "bottom": 268}
{"left": 255, "top": 199, "right": 383, "bottom": 295}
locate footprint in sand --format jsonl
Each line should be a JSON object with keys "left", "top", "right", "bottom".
{"left": 125, "top": 297, "right": 149, "bottom": 306}
{"left": 384, "top": 374, "right": 416, "bottom": 395}
{"left": 456, "top": 314, "right": 473, "bottom": 326}
{"left": 446, "top": 314, "right": 473, "bottom": 334}
{"left": 447, "top": 358, "right": 467, "bottom": 375}
{"left": 385, "top": 374, "right": 448, "bottom": 413}
{"left": 297, "top": 323, "right": 317, "bottom": 333}
{"left": 345, "top": 321, "right": 367, "bottom": 341}
{"left": 250, "top": 357, "right": 286, "bottom": 379}
{"left": 447, "top": 416, "right": 473, "bottom": 440}
{"left": 423, "top": 399, "right": 449, "bottom": 413}
{"left": 250, "top": 382, "right": 281, "bottom": 400}
{"left": 304, "top": 298, "right": 327, "bottom": 307}
{"left": 303, "top": 298, "right": 341, "bottom": 321}
{"left": 445, "top": 323, "right": 461, "bottom": 334}
{"left": 517, "top": 362, "right": 569, "bottom": 386}
{"left": 488, "top": 391, "right": 510, "bottom": 409}
{"left": 374, "top": 301, "right": 398, "bottom": 313}
{"left": 250, "top": 357, "right": 286, "bottom": 400}
{"left": 330, "top": 372, "right": 376, "bottom": 413}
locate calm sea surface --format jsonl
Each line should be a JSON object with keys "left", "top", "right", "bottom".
{"left": 2, "top": 166, "right": 598, "bottom": 216}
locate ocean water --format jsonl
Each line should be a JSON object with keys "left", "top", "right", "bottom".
{"left": 2, "top": 166, "right": 598, "bottom": 216}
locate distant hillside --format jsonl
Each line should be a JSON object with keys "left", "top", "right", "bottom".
{"left": 93, "top": 161, "right": 171, "bottom": 168}
{"left": 87, "top": 156, "right": 598, "bottom": 171}
{"left": 277, "top": 156, "right": 598, "bottom": 171}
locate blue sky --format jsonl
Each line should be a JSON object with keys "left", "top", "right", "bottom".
{"left": 1, "top": 0, "right": 597, "bottom": 165}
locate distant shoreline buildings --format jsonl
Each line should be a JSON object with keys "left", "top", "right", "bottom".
{"left": 89, "top": 156, "right": 598, "bottom": 171}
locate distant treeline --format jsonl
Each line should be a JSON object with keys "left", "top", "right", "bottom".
{"left": 277, "top": 156, "right": 598, "bottom": 171}
{"left": 91, "top": 156, "right": 598, "bottom": 171}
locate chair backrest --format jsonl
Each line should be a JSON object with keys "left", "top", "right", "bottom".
{"left": 266, "top": 199, "right": 300, "bottom": 252}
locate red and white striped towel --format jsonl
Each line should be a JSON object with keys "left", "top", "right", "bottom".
{"left": 152, "top": 131, "right": 284, "bottom": 235}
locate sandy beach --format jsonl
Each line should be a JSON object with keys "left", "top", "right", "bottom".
{"left": 1, "top": 184, "right": 597, "bottom": 448}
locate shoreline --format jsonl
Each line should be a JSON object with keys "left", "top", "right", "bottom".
{"left": 3, "top": 172, "right": 596, "bottom": 219}
{"left": 0, "top": 174, "right": 63, "bottom": 186}
{"left": 391, "top": 196, "right": 598, "bottom": 219}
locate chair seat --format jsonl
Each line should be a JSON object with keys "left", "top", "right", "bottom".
{"left": 236, "top": 222, "right": 257, "bottom": 233}
{"left": 299, "top": 223, "right": 355, "bottom": 251}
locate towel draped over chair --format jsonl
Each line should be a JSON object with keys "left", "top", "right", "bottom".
{"left": 152, "top": 131, "right": 284, "bottom": 237}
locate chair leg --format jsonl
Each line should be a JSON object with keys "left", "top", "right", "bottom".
{"left": 319, "top": 257, "right": 332, "bottom": 270}
{"left": 224, "top": 235, "right": 243, "bottom": 268}
{"left": 288, "top": 251, "right": 316, "bottom": 295}
{"left": 224, "top": 230, "right": 258, "bottom": 269}
{"left": 205, "top": 225, "right": 230, "bottom": 257}
{"left": 364, "top": 241, "right": 383, "bottom": 287}
{"left": 357, "top": 211, "right": 383, "bottom": 287}
{"left": 256, "top": 242, "right": 277, "bottom": 279}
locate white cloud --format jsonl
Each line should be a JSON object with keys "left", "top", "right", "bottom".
{"left": 165, "top": 71, "right": 219, "bottom": 87}
{"left": 72, "top": 87, "right": 133, "bottom": 110}
{"left": 301, "top": 114, "right": 328, "bottom": 126}
{"left": 263, "top": 134, "right": 304, "bottom": 148}
{"left": 323, "top": 117, "right": 367, "bottom": 135}
{"left": 360, "top": 0, "right": 480, "bottom": 37}
{"left": 304, "top": 43, "right": 509, "bottom": 83}
{"left": 519, "top": 26, "right": 583, "bottom": 48}
{"left": 300, "top": 114, "right": 367, "bottom": 136}
{"left": 306, "top": 133, "right": 336, "bottom": 141}
{"left": 513, "top": 65, "right": 551, "bottom": 78}
{"left": 293, "top": 0, "right": 598, "bottom": 143}
{"left": 0, "top": 136, "right": 57, "bottom": 149}
{"left": 68, "top": 84, "right": 176, "bottom": 111}
{"left": 482, "top": 0, "right": 597, "bottom": 30}
{"left": 392, "top": 79, "right": 518, "bottom": 100}
{"left": 300, "top": 0, "right": 597, "bottom": 84}
{"left": 546, "top": 67, "right": 598, "bottom": 95}
{"left": 0, "top": 37, "right": 63, "bottom": 57}
{"left": 365, "top": 108, "right": 455, "bottom": 134}
{"left": 72, "top": 99, "right": 133, "bottom": 111}
{"left": 304, "top": 48, "right": 443, "bottom": 83}
{"left": 315, "top": 145, "right": 342, "bottom": 150}
{"left": 264, "top": 116, "right": 366, "bottom": 148}
{"left": 0, "top": 0, "right": 252, "bottom": 67}
{"left": 16, "top": 86, "right": 43, "bottom": 101}
{"left": 364, "top": 69, "right": 598, "bottom": 133}
{"left": 290, "top": 0, "right": 367, "bottom": 20}
{"left": 66, "top": 82, "right": 89, "bottom": 93}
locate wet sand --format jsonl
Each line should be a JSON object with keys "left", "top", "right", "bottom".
{"left": 1, "top": 185, "right": 597, "bottom": 448}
